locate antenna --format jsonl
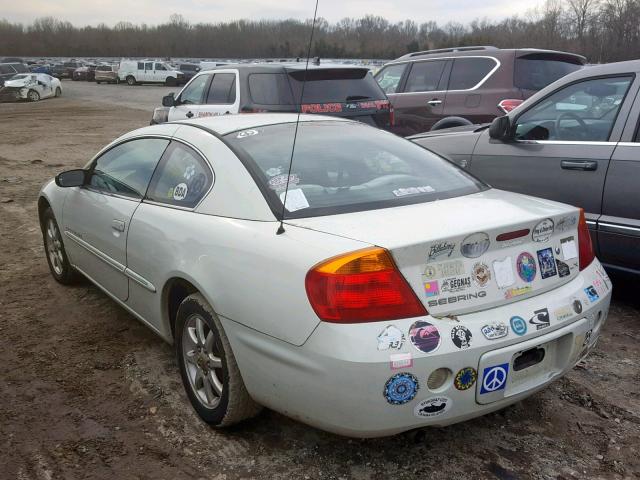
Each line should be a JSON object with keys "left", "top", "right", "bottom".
{"left": 276, "top": 0, "right": 320, "bottom": 235}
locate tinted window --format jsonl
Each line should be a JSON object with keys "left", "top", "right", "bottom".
{"left": 137, "top": 62, "right": 144, "bottom": 69}
{"left": 89, "top": 138, "right": 169, "bottom": 198}
{"left": 179, "top": 74, "right": 210, "bottom": 104}
{"left": 404, "top": 60, "right": 447, "bottom": 93}
{"left": 206, "top": 73, "right": 236, "bottom": 104}
{"left": 180, "top": 64, "right": 199, "bottom": 72}
{"left": 249, "top": 73, "right": 294, "bottom": 105}
{"left": 155, "top": 63, "right": 167, "bottom": 71}
{"left": 288, "top": 69, "right": 385, "bottom": 103}
{"left": 374, "top": 64, "right": 406, "bottom": 94}
{"left": 12, "top": 64, "right": 28, "bottom": 73}
{"left": 225, "top": 121, "right": 485, "bottom": 218}
{"left": 0, "top": 65, "right": 15, "bottom": 74}
{"left": 448, "top": 58, "right": 496, "bottom": 90}
{"left": 145, "top": 62, "right": 153, "bottom": 71}
{"left": 96, "top": 66, "right": 111, "bottom": 71}
{"left": 515, "top": 76, "right": 633, "bottom": 142}
{"left": 515, "top": 56, "right": 582, "bottom": 91}
{"left": 146, "top": 142, "right": 213, "bottom": 208}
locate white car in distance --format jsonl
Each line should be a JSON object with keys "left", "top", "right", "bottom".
{"left": 38, "top": 114, "right": 612, "bottom": 437}
{"left": 1, "top": 73, "right": 62, "bottom": 102}
{"left": 118, "top": 59, "right": 184, "bottom": 86}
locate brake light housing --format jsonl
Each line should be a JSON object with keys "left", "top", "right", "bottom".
{"left": 577, "top": 209, "right": 595, "bottom": 270}
{"left": 305, "top": 247, "right": 427, "bottom": 323}
{"left": 498, "top": 99, "right": 523, "bottom": 114}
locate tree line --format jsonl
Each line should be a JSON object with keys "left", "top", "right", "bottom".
{"left": 1, "top": 0, "right": 639, "bottom": 63}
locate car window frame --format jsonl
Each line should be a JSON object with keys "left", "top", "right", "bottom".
{"left": 143, "top": 139, "right": 215, "bottom": 211}
{"left": 177, "top": 73, "right": 214, "bottom": 105}
{"left": 205, "top": 71, "right": 238, "bottom": 105}
{"left": 511, "top": 73, "right": 637, "bottom": 145}
{"left": 374, "top": 64, "right": 408, "bottom": 94}
{"left": 402, "top": 59, "right": 449, "bottom": 94}
{"left": 390, "top": 56, "right": 499, "bottom": 94}
{"left": 83, "top": 135, "right": 172, "bottom": 202}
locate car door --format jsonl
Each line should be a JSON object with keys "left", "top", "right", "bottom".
{"left": 599, "top": 87, "right": 640, "bottom": 272}
{"left": 470, "top": 75, "right": 637, "bottom": 242}
{"left": 388, "top": 59, "right": 451, "bottom": 136}
{"left": 37, "top": 74, "right": 53, "bottom": 98}
{"left": 154, "top": 62, "right": 168, "bottom": 82}
{"left": 62, "top": 138, "right": 170, "bottom": 301}
{"left": 167, "top": 73, "right": 213, "bottom": 121}
{"left": 197, "top": 71, "right": 239, "bottom": 117}
{"left": 143, "top": 61, "right": 154, "bottom": 82}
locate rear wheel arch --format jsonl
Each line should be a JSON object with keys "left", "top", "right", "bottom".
{"left": 163, "top": 277, "right": 199, "bottom": 339}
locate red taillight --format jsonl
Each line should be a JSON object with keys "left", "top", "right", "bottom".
{"left": 578, "top": 209, "right": 595, "bottom": 270}
{"left": 498, "top": 99, "right": 523, "bottom": 114}
{"left": 305, "top": 247, "right": 427, "bottom": 323}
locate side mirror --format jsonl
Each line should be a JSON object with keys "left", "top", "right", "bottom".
{"left": 162, "top": 92, "right": 176, "bottom": 107}
{"left": 55, "top": 169, "right": 86, "bottom": 188}
{"left": 489, "top": 116, "right": 513, "bottom": 141}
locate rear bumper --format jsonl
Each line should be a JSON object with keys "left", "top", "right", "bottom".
{"left": 222, "top": 260, "right": 611, "bottom": 437}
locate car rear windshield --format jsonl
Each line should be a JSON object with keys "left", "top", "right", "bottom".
{"left": 289, "top": 69, "right": 386, "bottom": 103}
{"left": 225, "top": 121, "right": 486, "bottom": 218}
{"left": 515, "top": 55, "right": 583, "bottom": 91}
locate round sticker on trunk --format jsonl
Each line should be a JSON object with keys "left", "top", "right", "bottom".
{"left": 460, "top": 232, "right": 490, "bottom": 258}
{"left": 383, "top": 372, "right": 419, "bottom": 405}
{"left": 409, "top": 320, "right": 441, "bottom": 353}
{"left": 516, "top": 252, "right": 537, "bottom": 282}
{"left": 472, "top": 262, "right": 491, "bottom": 287}
{"left": 532, "top": 218, "right": 554, "bottom": 242}
{"left": 414, "top": 396, "right": 452, "bottom": 417}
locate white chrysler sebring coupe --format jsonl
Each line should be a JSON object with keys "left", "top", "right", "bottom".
{"left": 38, "top": 114, "right": 612, "bottom": 437}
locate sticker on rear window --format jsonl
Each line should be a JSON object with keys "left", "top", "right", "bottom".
{"left": 236, "top": 129, "right": 259, "bottom": 139}
{"left": 172, "top": 183, "right": 188, "bottom": 201}
{"left": 392, "top": 185, "right": 435, "bottom": 197}
{"left": 279, "top": 188, "right": 309, "bottom": 212}
{"left": 269, "top": 174, "right": 299, "bottom": 191}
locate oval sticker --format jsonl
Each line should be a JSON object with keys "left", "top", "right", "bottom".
{"left": 532, "top": 218, "right": 554, "bottom": 242}
{"left": 460, "top": 232, "right": 490, "bottom": 258}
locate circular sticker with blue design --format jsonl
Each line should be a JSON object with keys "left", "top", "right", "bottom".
{"left": 510, "top": 316, "right": 527, "bottom": 336}
{"left": 516, "top": 252, "right": 537, "bottom": 282}
{"left": 454, "top": 367, "right": 477, "bottom": 391}
{"left": 383, "top": 372, "right": 419, "bottom": 405}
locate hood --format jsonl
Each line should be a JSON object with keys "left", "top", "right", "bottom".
{"left": 408, "top": 123, "right": 489, "bottom": 140}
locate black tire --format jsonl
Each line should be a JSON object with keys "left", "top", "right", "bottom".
{"left": 96, "top": 80, "right": 101, "bottom": 84}
{"left": 27, "top": 89, "right": 40, "bottom": 102}
{"left": 430, "top": 116, "right": 474, "bottom": 131}
{"left": 126, "top": 76, "right": 136, "bottom": 86}
{"left": 41, "top": 207, "right": 80, "bottom": 285}
{"left": 55, "top": 87, "right": 62, "bottom": 97}
{"left": 165, "top": 77, "right": 177, "bottom": 86}
{"left": 175, "top": 293, "right": 262, "bottom": 427}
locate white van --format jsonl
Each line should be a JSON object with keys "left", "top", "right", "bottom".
{"left": 118, "top": 60, "right": 184, "bottom": 86}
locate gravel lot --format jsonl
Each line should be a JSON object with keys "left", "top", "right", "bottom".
{"left": 1, "top": 80, "right": 639, "bottom": 480}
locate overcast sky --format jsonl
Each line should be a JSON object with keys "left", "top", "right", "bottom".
{"left": 3, "top": 0, "right": 541, "bottom": 26}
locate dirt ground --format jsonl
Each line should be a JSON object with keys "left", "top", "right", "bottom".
{"left": 1, "top": 83, "right": 639, "bottom": 480}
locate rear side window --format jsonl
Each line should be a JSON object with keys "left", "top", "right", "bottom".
{"left": 288, "top": 69, "right": 385, "bottom": 103}
{"left": 206, "top": 73, "right": 236, "bottom": 104}
{"left": 89, "top": 138, "right": 170, "bottom": 198}
{"left": 137, "top": 62, "right": 144, "bottom": 70}
{"left": 404, "top": 60, "right": 447, "bottom": 93}
{"left": 515, "top": 55, "right": 583, "bottom": 91}
{"left": 0, "top": 65, "right": 13, "bottom": 74}
{"left": 249, "top": 73, "right": 294, "bottom": 105}
{"left": 12, "top": 64, "right": 28, "bottom": 73}
{"left": 146, "top": 142, "right": 213, "bottom": 208}
{"left": 145, "top": 62, "right": 153, "bottom": 71}
{"left": 374, "top": 64, "right": 406, "bottom": 94}
{"left": 448, "top": 58, "right": 497, "bottom": 90}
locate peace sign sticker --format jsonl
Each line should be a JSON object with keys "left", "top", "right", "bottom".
{"left": 480, "top": 363, "right": 510, "bottom": 395}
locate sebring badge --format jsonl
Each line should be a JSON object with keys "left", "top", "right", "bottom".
{"left": 460, "top": 232, "right": 490, "bottom": 258}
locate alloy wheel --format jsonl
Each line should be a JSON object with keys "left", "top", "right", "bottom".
{"left": 45, "top": 219, "right": 64, "bottom": 276}
{"left": 181, "top": 313, "right": 224, "bottom": 408}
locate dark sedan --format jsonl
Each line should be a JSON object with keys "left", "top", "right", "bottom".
{"left": 410, "top": 60, "right": 640, "bottom": 275}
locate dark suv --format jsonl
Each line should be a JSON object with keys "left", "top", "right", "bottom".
{"left": 153, "top": 63, "right": 392, "bottom": 129}
{"left": 374, "top": 46, "right": 585, "bottom": 136}
{"left": 0, "top": 62, "right": 29, "bottom": 86}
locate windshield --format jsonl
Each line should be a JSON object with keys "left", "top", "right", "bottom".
{"left": 225, "top": 121, "right": 486, "bottom": 218}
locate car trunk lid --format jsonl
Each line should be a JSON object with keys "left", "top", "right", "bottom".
{"left": 287, "top": 189, "right": 581, "bottom": 317}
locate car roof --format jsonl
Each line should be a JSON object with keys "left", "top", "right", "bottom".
{"left": 170, "top": 113, "right": 350, "bottom": 135}
{"left": 390, "top": 47, "right": 585, "bottom": 64}
{"left": 200, "top": 63, "right": 370, "bottom": 74}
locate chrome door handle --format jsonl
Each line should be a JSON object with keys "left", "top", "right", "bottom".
{"left": 561, "top": 160, "right": 598, "bottom": 171}
{"left": 427, "top": 99, "right": 442, "bottom": 106}
{"left": 112, "top": 220, "right": 126, "bottom": 232}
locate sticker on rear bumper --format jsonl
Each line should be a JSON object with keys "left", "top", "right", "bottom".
{"left": 384, "top": 372, "right": 419, "bottom": 405}
{"left": 510, "top": 316, "right": 527, "bottom": 336}
{"left": 409, "top": 321, "right": 441, "bottom": 353}
{"left": 377, "top": 325, "right": 405, "bottom": 351}
{"left": 481, "top": 322, "right": 508, "bottom": 340}
{"left": 454, "top": 367, "right": 477, "bottom": 390}
{"left": 480, "top": 363, "right": 509, "bottom": 394}
{"left": 529, "top": 308, "right": 551, "bottom": 330}
{"left": 450, "top": 325, "right": 472, "bottom": 349}
{"left": 414, "top": 397, "right": 452, "bottom": 417}
{"left": 584, "top": 285, "right": 599, "bottom": 303}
